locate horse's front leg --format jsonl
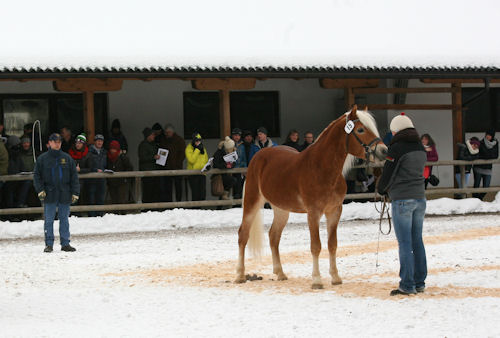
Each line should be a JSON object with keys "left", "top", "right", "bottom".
{"left": 308, "top": 212, "right": 323, "bottom": 289}
{"left": 326, "top": 205, "right": 343, "bottom": 285}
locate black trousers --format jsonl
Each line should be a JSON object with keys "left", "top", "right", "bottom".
{"left": 188, "top": 175, "right": 206, "bottom": 201}
{"left": 232, "top": 173, "right": 244, "bottom": 199}
{"left": 162, "top": 176, "right": 183, "bottom": 202}
{"left": 142, "top": 177, "right": 160, "bottom": 203}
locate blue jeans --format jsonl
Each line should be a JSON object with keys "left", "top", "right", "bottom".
{"left": 391, "top": 199, "right": 427, "bottom": 293}
{"left": 473, "top": 170, "right": 492, "bottom": 200}
{"left": 455, "top": 173, "right": 470, "bottom": 188}
{"left": 44, "top": 203, "right": 71, "bottom": 246}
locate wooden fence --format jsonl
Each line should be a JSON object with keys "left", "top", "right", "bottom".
{"left": 0, "top": 160, "right": 499, "bottom": 216}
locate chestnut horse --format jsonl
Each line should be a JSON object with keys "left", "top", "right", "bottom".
{"left": 235, "top": 106, "right": 388, "bottom": 289}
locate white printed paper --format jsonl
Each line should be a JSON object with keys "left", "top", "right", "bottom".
{"left": 223, "top": 151, "right": 238, "bottom": 163}
{"left": 156, "top": 148, "right": 169, "bottom": 166}
{"left": 201, "top": 157, "right": 214, "bottom": 172}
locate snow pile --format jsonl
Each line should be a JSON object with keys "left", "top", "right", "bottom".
{"left": 1, "top": 193, "right": 499, "bottom": 239}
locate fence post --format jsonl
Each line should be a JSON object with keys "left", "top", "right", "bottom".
{"left": 135, "top": 177, "right": 142, "bottom": 204}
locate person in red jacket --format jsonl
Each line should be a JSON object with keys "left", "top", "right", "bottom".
{"left": 421, "top": 133, "right": 438, "bottom": 189}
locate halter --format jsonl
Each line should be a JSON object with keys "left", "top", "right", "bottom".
{"left": 345, "top": 115, "right": 382, "bottom": 163}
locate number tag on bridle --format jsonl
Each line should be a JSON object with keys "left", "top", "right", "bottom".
{"left": 344, "top": 120, "right": 355, "bottom": 134}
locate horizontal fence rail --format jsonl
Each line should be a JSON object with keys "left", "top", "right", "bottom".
{"left": 0, "top": 159, "right": 499, "bottom": 216}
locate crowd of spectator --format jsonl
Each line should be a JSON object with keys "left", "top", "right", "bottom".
{"left": 0, "top": 118, "right": 498, "bottom": 221}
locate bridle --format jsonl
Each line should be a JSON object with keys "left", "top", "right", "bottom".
{"left": 345, "top": 115, "right": 382, "bottom": 163}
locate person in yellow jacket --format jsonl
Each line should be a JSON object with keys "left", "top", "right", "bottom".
{"left": 185, "top": 132, "right": 209, "bottom": 200}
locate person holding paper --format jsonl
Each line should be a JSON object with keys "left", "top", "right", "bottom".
{"left": 185, "top": 133, "right": 208, "bottom": 201}
{"left": 212, "top": 136, "right": 238, "bottom": 200}
{"left": 158, "top": 123, "right": 186, "bottom": 202}
{"left": 138, "top": 128, "right": 161, "bottom": 203}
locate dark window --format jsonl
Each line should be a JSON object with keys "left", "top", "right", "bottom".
{"left": 183, "top": 91, "right": 280, "bottom": 139}
{"left": 463, "top": 88, "right": 500, "bottom": 132}
{"left": 183, "top": 91, "right": 220, "bottom": 139}
{"left": 0, "top": 93, "right": 108, "bottom": 142}
{"left": 230, "top": 91, "right": 280, "bottom": 137}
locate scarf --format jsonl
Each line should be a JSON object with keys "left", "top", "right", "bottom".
{"left": 107, "top": 150, "right": 120, "bottom": 163}
{"left": 69, "top": 145, "right": 88, "bottom": 160}
{"left": 484, "top": 138, "right": 497, "bottom": 149}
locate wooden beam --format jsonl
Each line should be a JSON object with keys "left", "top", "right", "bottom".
{"left": 353, "top": 87, "right": 457, "bottom": 94}
{"left": 365, "top": 104, "right": 457, "bottom": 110}
{"left": 53, "top": 78, "right": 123, "bottom": 92}
{"left": 421, "top": 79, "right": 500, "bottom": 84}
{"left": 192, "top": 78, "right": 256, "bottom": 90}
{"left": 451, "top": 82, "right": 463, "bottom": 160}
{"left": 344, "top": 88, "right": 355, "bottom": 110}
{"left": 320, "top": 78, "right": 380, "bottom": 89}
{"left": 219, "top": 89, "right": 231, "bottom": 138}
{"left": 83, "top": 91, "right": 95, "bottom": 143}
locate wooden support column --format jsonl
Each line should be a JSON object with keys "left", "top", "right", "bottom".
{"left": 219, "top": 89, "right": 231, "bottom": 138}
{"left": 83, "top": 91, "right": 95, "bottom": 143}
{"left": 344, "top": 87, "right": 355, "bottom": 110}
{"left": 451, "top": 82, "right": 463, "bottom": 188}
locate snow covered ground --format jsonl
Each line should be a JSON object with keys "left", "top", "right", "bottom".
{"left": 1, "top": 197, "right": 499, "bottom": 337}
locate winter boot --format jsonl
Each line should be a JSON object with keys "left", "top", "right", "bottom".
{"left": 61, "top": 245, "right": 76, "bottom": 252}
{"left": 44, "top": 246, "right": 53, "bottom": 253}
{"left": 221, "top": 191, "right": 230, "bottom": 200}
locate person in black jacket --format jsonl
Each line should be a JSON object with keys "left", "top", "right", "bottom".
{"left": 33, "top": 133, "right": 79, "bottom": 253}
{"left": 3, "top": 136, "right": 26, "bottom": 211}
{"left": 473, "top": 129, "right": 498, "bottom": 200}
{"left": 454, "top": 137, "right": 480, "bottom": 198}
{"left": 282, "top": 129, "right": 302, "bottom": 151}
{"left": 377, "top": 113, "right": 427, "bottom": 296}
{"left": 109, "top": 119, "right": 128, "bottom": 153}
{"left": 212, "top": 136, "right": 237, "bottom": 200}
{"left": 87, "top": 134, "right": 107, "bottom": 216}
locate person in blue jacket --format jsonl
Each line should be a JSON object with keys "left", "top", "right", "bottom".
{"left": 34, "top": 133, "right": 80, "bottom": 253}
{"left": 248, "top": 127, "right": 277, "bottom": 164}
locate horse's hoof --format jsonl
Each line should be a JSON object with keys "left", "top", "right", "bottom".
{"left": 312, "top": 283, "right": 324, "bottom": 289}
{"left": 277, "top": 273, "right": 288, "bottom": 281}
{"left": 234, "top": 276, "right": 247, "bottom": 284}
{"left": 331, "top": 279, "right": 343, "bottom": 285}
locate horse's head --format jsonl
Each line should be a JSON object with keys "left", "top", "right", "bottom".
{"left": 344, "top": 105, "right": 388, "bottom": 164}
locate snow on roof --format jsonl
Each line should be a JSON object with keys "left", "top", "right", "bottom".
{"left": 1, "top": 0, "right": 500, "bottom": 73}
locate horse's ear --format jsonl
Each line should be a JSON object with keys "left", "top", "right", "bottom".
{"left": 349, "top": 104, "right": 358, "bottom": 119}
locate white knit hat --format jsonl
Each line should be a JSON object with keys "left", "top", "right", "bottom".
{"left": 223, "top": 136, "right": 235, "bottom": 152}
{"left": 390, "top": 113, "right": 414, "bottom": 133}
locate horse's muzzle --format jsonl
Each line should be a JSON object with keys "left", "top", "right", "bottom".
{"left": 375, "top": 144, "right": 388, "bottom": 161}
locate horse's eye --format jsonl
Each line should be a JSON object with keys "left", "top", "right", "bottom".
{"left": 357, "top": 127, "right": 365, "bottom": 133}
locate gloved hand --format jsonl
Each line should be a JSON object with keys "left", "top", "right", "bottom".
{"left": 38, "top": 190, "right": 46, "bottom": 201}
{"left": 72, "top": 195, "right": 79, "bottom": 204}
{"left": 197, "top": 143, "right": 205, "bottom": 155}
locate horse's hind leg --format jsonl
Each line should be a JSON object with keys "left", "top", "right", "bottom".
{"left": 269, "top": 205, "right": 290, "bottom": 281}
{"left": 325, "top": 205, "right": 343, "bottom": 285}
{"left": 308, "top": 211, "right": 323, "bottom": 289}
{"left": 235, "top": 186, "right": 264, "bottom": 284}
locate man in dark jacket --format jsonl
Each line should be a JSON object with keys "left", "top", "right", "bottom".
{"left": 106, "top": 140, "right": 133, "bottom": 205}
{"left": 86, "top": 134, "right": 107, "bottom": 216}
{"left": 377, "top": 113, "right": 427, "bottom": 296}
{"left": 157, "top": 123, "right": 186, "bottom": 202}
{"left": 473, "top": 129, "right": 498, "bottom": 200}
{"left": 34, "top": 133, "right": 79, "bottom": 253}
{"left": 138, "top": 128, "right": 161, "bottom": 203}
{"left": 109, "top": 119, "right": 128, "bottom": 152}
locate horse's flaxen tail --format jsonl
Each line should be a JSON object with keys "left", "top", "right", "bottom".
{"left": 242, "top": 182, "right": 264, "bottom": 258}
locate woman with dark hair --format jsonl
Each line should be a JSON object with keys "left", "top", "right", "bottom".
{"left": 421, "top": 133, "right": 438, "bottom": 188}
{"left": 282, "top": 129, "right": 301, "bottom": 151}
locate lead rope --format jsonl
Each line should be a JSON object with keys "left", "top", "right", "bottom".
{"left": 374, "top": 195, "right": 392, "bottom": 268}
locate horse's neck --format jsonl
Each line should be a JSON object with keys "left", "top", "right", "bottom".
{"left": 307, "top": 118, "right": 348, "bottom": 172}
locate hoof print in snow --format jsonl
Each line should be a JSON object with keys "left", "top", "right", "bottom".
{"left": 245, "top": 274, "right": 263, "bottom": 281}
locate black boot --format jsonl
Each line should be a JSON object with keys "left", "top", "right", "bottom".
{"left": 44, "top": 246, "right": 53, "bottom": 253}
{"left": 61, "top": 245, "right": 76, "bottom": 252}
{"left": 390, "top": 288, "right": 416, "bottom": 296}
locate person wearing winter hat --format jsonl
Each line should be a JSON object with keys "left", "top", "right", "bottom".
{"left": 231, "top": 128, "right": 243, "bottom": 146}
{"left": 109, "top": 119, "right": 128, "bottom": 152}
{"left": 454, "top": 137, "right": 480, "bottom": 198}
{"left": 152, "top": 123, "right": 163, "bottom": 143}
{"left": 185, "top": 132, "right": 209, "bottom": 201}
{"left": 248, "top": 126, "right": 277, "bottom": 164}
{"left": 106, "top": 140, "right": 133, "bottom": 205}
{"left": 157, "top": 123, "right": 186, "bottom": 202}
{"left": 377, "top": 113, "right": 428, "bottom": 296}
{"left": 69, "top": 133, "right": 90, "bottom": 173}
{"left": 138, "top": 128, "right": 161, "bottom": 203}
{"left": 33, "top": 132, "right": 79, "bottom": 252}
{"left": 421, "top": 133, "right": 439, "bottom": 189}
{"left": 86, "top": 134, "right": 107, "bottom": 217}
{"left": 212, "top": 136, "right": 238, "bottom": 200}
{"left": 473, "top": 128, "right": 498, "bottom": 200}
